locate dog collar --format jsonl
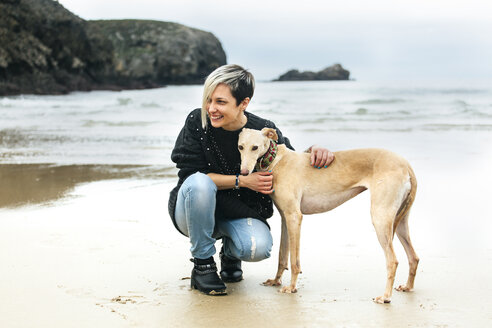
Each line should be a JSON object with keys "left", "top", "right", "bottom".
{"left": 258, "top": 140, "right": 278, "bottom": 170}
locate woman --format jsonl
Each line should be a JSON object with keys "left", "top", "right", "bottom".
{"left": 169, "top": 64, "right": 333, "bottom": 295}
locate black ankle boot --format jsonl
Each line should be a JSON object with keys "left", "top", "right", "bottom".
{"left": 220, "top": 249, "right": 243, "bottom": 283}
{"left": 190, "top": 257, "right": 227, "bottom": 295}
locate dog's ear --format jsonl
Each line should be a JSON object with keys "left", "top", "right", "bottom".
{"left": 261, "top": 128, "right": 278, "bottom": 141}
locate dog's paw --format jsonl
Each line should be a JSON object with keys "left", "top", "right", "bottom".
{"left": 395, "top": 285, "right": 412, "bottom": 292}
{"left": 279, "top": 286, "right": 297, "bottom": 294}
{"left": 262, "top": 279, "right": 281, "bottom": 286}
{"left": 372, "top": 296, "right": 391, "bottom": 304}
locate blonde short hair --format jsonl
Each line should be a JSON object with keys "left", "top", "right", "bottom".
{"left": 201, "top": 64, "right": 255, "bottom": 129}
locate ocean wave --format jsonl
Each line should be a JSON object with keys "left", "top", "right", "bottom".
{"left": 354, "top": 98, "right": 406, "bottom": 105}
{"left": 299, "top": 128, "right": 326, "bottom": 133}
{"left": 353, "top": 108, "right": 412, "bottom": 116}
{"left": 453, "top": 100, "right": 469, "bottom": 106}
{"left": 283, "top": 117, "right": 346, "bottom": 125}
{"left": 422, "top": 124, "right": 492, "bottom": 131}
{"left": 389, "top": 87, "right": 490, "bottom": 96}
{"left": 141, "top": 102, "right": 160, "bottom": 108}
{"left": 460, "top": 110, "right": 492, "bottom": 118}
{"left": 0, "top": 97, "right": 17, "bottom": 107}
{"left": 0, "top": 129, "right": 29, "bottom": 146}
{"left": 117, "top": 98, "right": 133, "bottom": 106}
{"left": 0, "top": 129, "right": 72, "bottom": 146}
{"left": 0, "top": 150, "right": 46, "bottom": 161}
{"left": 82, "top": 120, "right": 155, "bottom": 127}
{"left": 439, "top": 88, "right": 488, "bottom": 95}
{"left": 301, "top": 127, "right": 414, "bottom": 133}
{"left": 451, "top": 101, "right": 492, "bottom": 118}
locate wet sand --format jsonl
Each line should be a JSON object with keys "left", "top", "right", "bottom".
{"left": 0, "top": 164, "right": 174, "bottom": 208}
{"left": 1, "top": 163, "right": 491, "bottom": 327}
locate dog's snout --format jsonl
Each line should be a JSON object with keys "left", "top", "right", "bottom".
{"left": 240, "top": 169, "right": 250, "bottom": 176}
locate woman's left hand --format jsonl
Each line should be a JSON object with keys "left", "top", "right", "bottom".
{"left": 309, "top": 145, "right": 334, "bottom": 168}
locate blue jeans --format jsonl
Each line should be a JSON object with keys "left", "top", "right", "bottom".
{"left": 175, "top": 172, "right": 273, "bottom": 261}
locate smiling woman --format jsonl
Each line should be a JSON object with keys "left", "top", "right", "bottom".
{"left": 168, "top": 64, "right": 333, "bottom": 296}
{"left": 206, "top": 84, "right": 249, "bottom": 131}
{"left": 201, "top": 64, "right": 255, "bottom": 130}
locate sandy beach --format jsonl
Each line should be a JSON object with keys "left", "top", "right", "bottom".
{"left": 1, "top": 150, "right": 491, "bottom": 328}
{"left": 2, "top": 0, "right": 492, "bottom": 322}
{"left": 2, "top": 79, "right": 492, "bottom": 327}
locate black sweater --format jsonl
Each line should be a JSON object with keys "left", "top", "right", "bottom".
{"left": 168, "top": 108, "right": 293, "bottom": 234}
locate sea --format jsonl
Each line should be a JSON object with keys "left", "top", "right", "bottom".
{"left": 1, "top": 79, "right": 491, "bottom": 171}
{"left": 1, "top": 80, "right": 492, "bottom": 269}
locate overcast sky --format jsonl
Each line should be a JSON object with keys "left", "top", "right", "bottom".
{"left": 58, "top": 0, "right": 492, "bottom": 81}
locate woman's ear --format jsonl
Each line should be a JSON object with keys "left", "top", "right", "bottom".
{"left": 240, "top": 97, "right": 250, "bottom": 110}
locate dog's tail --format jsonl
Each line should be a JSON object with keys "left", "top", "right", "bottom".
{"left": 394, "top": 164, "right": 417, "bottom": 230}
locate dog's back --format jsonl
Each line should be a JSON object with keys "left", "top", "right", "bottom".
{"left": 272, "top": 146, "right": 414, "bottom": 215}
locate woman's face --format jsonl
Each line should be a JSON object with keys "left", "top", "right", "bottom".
{"left": 207, "top": 83, "right": 249, "bottom": 131}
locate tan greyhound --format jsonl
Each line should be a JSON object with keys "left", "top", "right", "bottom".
{"left": 237, "top": 127, "right": 419, "bottom": 304}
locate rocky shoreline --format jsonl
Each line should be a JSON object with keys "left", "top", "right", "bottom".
{"left": 0, "top": 0, "right": 226, "bottom": 96}
{"left": 274, "top": 64, "right": 350, "bottom": 81}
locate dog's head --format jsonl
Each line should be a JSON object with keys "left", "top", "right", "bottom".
{"left": 238, "top": 127, "right": 278, "bottom": 175}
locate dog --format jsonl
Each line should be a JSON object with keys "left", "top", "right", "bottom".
{"left": 237, "top": 127, "right": 419, "bottom": 304}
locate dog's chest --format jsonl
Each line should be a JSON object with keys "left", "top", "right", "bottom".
{"left": 300, "top": 187, "right": 365, "bottom": 214}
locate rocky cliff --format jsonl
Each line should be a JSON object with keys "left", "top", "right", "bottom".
{"left": 86, "top": 20, "right": 226, "bottom": 86}
{"left": 275, "top": 64, "right": 350, "bottom": 81}
{"left": 0, "top": 0, "right": 226, "bottom": 96}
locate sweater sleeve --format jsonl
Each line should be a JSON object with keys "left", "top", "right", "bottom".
{"left": 171, "top": 110, "right": 209, "bottom": 180}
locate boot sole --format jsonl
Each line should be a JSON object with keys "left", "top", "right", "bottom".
{"left": 191, "top": 282, "right": 227, "bottom": 296}
{"left": 220, "top": 275, "right": 243, "bottom": 283}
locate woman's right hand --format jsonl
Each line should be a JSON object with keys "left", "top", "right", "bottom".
{"left": 240, "top": 171, "right": 274, "bottom": 194}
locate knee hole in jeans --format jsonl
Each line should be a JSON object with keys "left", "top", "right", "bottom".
{"left": 239, "top": 235, "right": 272, "bottom": 262}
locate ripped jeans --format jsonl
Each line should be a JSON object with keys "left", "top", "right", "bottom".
{"left": 175, "top": 172, "right": 273, "bottom": 261}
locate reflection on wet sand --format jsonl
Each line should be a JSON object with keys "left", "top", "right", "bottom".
{"left": 0, "top": 164, "right": 175, "bottom": 208}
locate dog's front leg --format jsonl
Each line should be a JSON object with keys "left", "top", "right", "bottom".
{"left": 279, "top": 210, "right": 302, "bottom": 294}
{"left": 263, "top": 212, "right": 289, "bottom": 287}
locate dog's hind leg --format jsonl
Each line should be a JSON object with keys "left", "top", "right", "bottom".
{"left": 263, "top": 212, "right": 289, "bottom": 287}
{"left": 395, "top": 213, "right": 419, "bottom": 292}
{"left": 370, "top": 191, "right": 400, "bottom": 304}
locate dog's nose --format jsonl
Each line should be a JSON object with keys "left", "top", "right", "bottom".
{"left": 240, "top": 169, "right": 249, "bottom": 176}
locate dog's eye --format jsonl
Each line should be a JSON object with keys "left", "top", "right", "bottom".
{"left": 238, "top": 145, "right": 243, "bottom": 150}
{"left": 252, "top": 146, "right": 258, "bottom": 151}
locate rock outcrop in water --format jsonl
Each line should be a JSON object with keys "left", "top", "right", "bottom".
{"left": 275, "top": 64, "right": 350, "bottom": 81}
{"left": 0, "top": 0, "right": 226, "bottom": 96}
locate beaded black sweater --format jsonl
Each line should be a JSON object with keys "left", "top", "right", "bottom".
{"left": 168, "top": 108, "right": 294, "bottom": 234}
